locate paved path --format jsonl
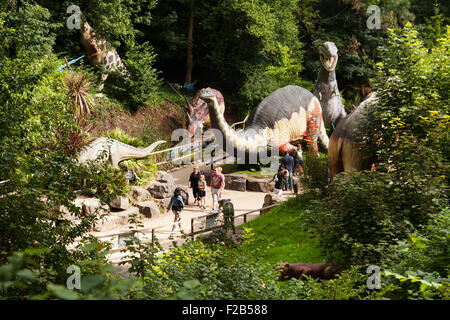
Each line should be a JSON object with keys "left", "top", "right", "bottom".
{"left": 95, "top": 163, "right": 295, "bottom": 263}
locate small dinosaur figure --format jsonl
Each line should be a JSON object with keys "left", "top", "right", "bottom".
{"left": 78, "top": 137, "right": 166, "bottom": 169}
{"left": 313, "top": 41, "right": 347, "bottom": 128}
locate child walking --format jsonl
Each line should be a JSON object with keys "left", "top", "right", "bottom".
{"left": 198, "top": 175, "right": 207, "bottom": 209}
{"left": 167, "top": 187, "right": 185, "bottom": 233}
{"left": 267, "top": 166, "right": 288, "bottom": 197}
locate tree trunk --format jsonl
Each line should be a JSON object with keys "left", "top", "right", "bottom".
{"left": 185, "top": 0, "right": 194, "bottom": 85}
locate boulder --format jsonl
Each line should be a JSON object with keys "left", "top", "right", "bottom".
{"left": 153, "top": 198, "right": 171, "bottom": 209}
{"left": 224, "top": 174, "right": 247, "bottom": 191}
{"left": 93, "top": 215, "right": 124, "bottom": 232}
{"left": 246, "top": 177, "right": 274, "bottom": 193}
{"left": 111, "top": 206, "right": 140, "bottom": 223}
{"left": 130, "top": 186, "right": 151, "bottom": 202}
{"left": 147, "top": 181, "right": 176, "bottom": 199}
{"left": 134, "top": 201, "right": 161, "bottom": 218}
{"left": 81, "top": 198, "right": 109, "bottom": 216}
{"left": 156, "top": 171, "right": 175, "bottom": 184}
{"left": 109, "top": 196, "right": 130, "bottom": 210}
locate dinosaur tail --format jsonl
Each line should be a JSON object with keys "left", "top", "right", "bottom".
{"left": 114, "top": 140, "right": 166, "bottom": 167}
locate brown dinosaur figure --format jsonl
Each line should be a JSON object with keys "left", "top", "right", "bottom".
{"left": 80, "top": 20, "right": 126, "bottom": 90}
{"left": 275, "top": 262, "right": 340, "bottom": 281}
{"left": 328, "top": 92, "right": 378, "bottom": 179}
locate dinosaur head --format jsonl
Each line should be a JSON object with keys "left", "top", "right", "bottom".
{"left": 187, "top": 88, "right": 224, "bottom": 137}
{"left": 199, "top": 88, "right": 217, "bottom": 101}
{"left": 319, "top": 41, "right": 338, "bottom": 72}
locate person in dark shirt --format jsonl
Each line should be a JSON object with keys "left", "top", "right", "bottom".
{"left": 281, "top": 151, "right": 294, "bottom": 191}
{"left": 267, "top": 166, "right": 288, "bottom": 197}
{"left": 188, "top": 166, "right": 202, "bottom": 205}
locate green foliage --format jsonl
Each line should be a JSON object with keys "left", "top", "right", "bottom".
{"left": 103, "top": 42, "right": 162, "bottom": 110}
{"left": 300, "top": 151, "right": 329, "bottom": 196}
{"left": 307, "top": 265, "right": 394, "bottom": 300}
{"left": 104, "top": 128, "right": 146, "bottom": 148}
{"left": 309, "top": 171, "right": 416, "bottom": 266}
{"left": 103, "top": 128, "right": 158, "bottom": 186}
{"left": 0, "top": 1, "right": 60, "bottom": 59}
{"left": 0, "top": 42, "right": 128, "bottom": 298}
{"left": 237, "top": 195, "right": 324, "bottom": 266}
{"left": 305, "top": 24, "right": 449, "bottom": 299}
{"left": 123, "top": 239, "right": 277, "bottom": 300}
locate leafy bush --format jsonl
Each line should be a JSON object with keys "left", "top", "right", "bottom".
{"left": 103, "top": 42, "right": 162, "bottom": 110}
{"left": 0, "top": 46, "right": 128, "bottom": 297}
{"left": 307, "top": 23, "right": 449, "bottom": 271}
{"left": 300, "top": 151, "right": 329, "bottom": 196}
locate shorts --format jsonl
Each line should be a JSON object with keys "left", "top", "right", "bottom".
{"left": 171, "top": 206, "right": 182, "bottom": 213}
{"left": 211, "top": 188, "right": 222, "bottom": 202}
{"left": 198, "top": 189, "right": 206, "bottom": 198}
{"left": 274, "top": 188, "right": 283, "bottom": 197}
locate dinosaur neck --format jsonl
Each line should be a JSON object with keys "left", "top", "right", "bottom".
{"left": 205, "top": 98, "right": 263, "bottom": 154}
{"left": 318, "top": 67, "right": 335, "bottom": 83}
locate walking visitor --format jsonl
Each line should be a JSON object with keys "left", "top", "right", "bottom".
{"left": 188, "top": 166, "right": 202, "bottom": 205}
{"left": 167, "top": 187, "right": 185, "bottom": 233}
{"left": 210, "top": 167, "right": 225, "bottom": 213}
{"left": 281, "top": 151, "right": 294, "bottom": 191}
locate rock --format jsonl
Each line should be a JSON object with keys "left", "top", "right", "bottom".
{"left": 246, "top": 177, "right": 274, "bottom": 193}
{"left": 111, "top": 207, "right": 140, "bottom": 223}
{"left": 93, "top": 215, "right": 124, "bottom": 232}
{"left": 109, "top": 196, "right": 130, "bottom": 210}
{"left": 153, "top": 198, "right": 171, "bottom": 209}
{"left": 176, "top": 185, "right": 189, "bottom": 205}
{"left": 156, "top": 171, "right": 175, "bottom": 184}
{"left": 81, "top": 198, "right": 109, "bottom": 216}
{"left": 134, "top": 201, "right": 161, "bottom": 218}
{"left": 130, "top": 186, "right": 151, "bottom": 202}
{"left": 147, "top": 181, "right": 176, "bottom": 199}
{"left": 224, "top": 174, "right": 247, "bottom": 191}
{"left": 260, "top": 193, "right": 282, "bottom": 215}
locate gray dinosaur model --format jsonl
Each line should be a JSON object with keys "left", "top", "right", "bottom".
{"left": 78, "top": 137, "right": 166, "bottom": 168}
{"left": 313, "top": 41, "right": 347, "bottom": 127}
{"left": 199, "top": 85, "right": 329, "bottom": 159}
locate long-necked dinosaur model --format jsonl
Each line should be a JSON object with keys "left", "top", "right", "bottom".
{"left": 78, "top": 137, "right": 166, "bottom": 169}
{"left": 80, "top": 20, "right": 126, "bottom": 90}
{"left": 199, "top": 85, "right": 329, "bottom": 159}
{"left": 328, "top": 92, "right": 378, "bottom": 178}
{"left": 313, "top": 41, "right": 347, "bottom": 128}
{"left": 185, "top": 88, "right": 225, "bottom": 137}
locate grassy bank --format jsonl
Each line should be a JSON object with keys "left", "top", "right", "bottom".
{"left": 237, "top": 194, "right": 324, "bottom": 266}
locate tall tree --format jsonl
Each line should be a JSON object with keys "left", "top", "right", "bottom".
{"left": 185, "top": 0, "right": 194, "bottom": 85}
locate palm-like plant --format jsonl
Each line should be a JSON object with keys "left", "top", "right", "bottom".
{"left": 65, "top": 72, "right": 93, "bottom": 123}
